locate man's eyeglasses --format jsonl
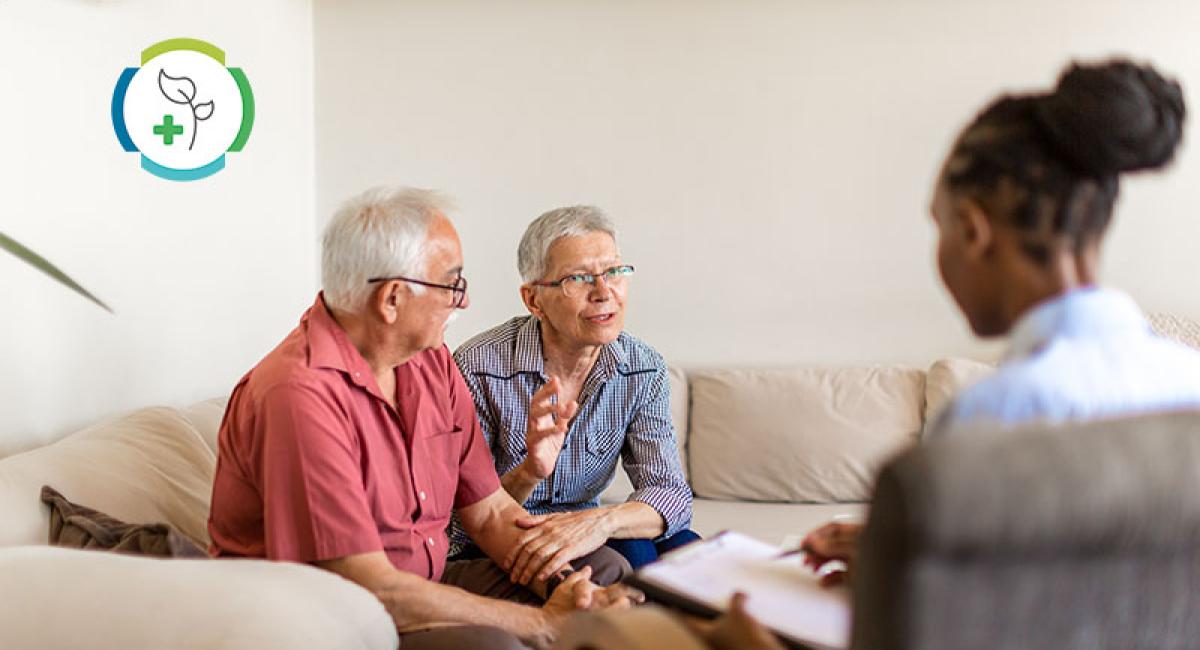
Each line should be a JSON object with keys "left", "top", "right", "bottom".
{"left": 367, "top": 274, "right": 468, "bottom": 308}
{"left": 530, "top": 265, "right": 635, "bottom": 299}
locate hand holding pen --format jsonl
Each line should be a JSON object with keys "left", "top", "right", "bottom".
{"left": 777, "top": 518, "right": 864, "bottom": 588}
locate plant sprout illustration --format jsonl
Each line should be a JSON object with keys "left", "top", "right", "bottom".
{"left": 157, "top": 69, "right": 214, "bottom": 150}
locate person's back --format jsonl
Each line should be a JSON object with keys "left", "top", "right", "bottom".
{"left": 942, "top": 287, "right": 1200, "bottom": 430}
{"left": 801, "top": 56, "right": 1196, "bottom": 613}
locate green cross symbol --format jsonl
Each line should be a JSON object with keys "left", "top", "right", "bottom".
{"left": 153, "top": 115, "right": 184, "bottom": 146}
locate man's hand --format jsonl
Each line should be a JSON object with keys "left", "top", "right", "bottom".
{"left": 505, "top": 509, "right": 613, "bottom": 585}
{"left": 521, "top": 376, "right": 579, "bottom": 480}
{"left": 702, "top": 592, "right": 786, "bottom": 650}
{"left": 800, "top": 521, "right": 863, "bottom": 587}
{"left": 533, "top": 567, "right": 642, "bottom": 649}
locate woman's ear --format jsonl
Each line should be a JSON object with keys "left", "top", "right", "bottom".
{"left": 520, "top": 284, "right": 544, "bottom": 320}
{"left": 954, "top": 196, "right": 996, "bottom": 261}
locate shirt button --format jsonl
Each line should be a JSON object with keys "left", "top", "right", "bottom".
{"left": 419, "top": 491, "right": 427, "bottom": 501}
{"left": 427, "top": 537, "right": 435, "bottom": 546}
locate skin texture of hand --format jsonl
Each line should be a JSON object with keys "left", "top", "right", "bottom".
{"left": 523, "top": 376, "right": 579, "bottom": 480}
{"left": 506, "top": 509, "right": 613, "bottom": 585}
{"left": 800, "top": 522, "right": 864, "bottom": 587}
{"left": 703, "top": 593, "right": 786, "bottom": 650}
{"left": 534, "top": 567, "right": 642, "bottom": 648}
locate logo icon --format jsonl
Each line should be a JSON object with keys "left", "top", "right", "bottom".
{"left": 112, "top": 38, "right": 254, "bottom": 181}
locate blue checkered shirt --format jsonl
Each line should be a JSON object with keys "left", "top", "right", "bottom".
{"left": 450, "top": 316, "right": 692, "bottom": 548}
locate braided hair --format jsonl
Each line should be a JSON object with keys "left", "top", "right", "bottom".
{"left": 945, "top": 60, "right": 1186, "bottom": 264}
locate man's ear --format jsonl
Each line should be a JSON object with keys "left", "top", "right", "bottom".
{"left": 520, "top": 284, "right": 544, "bottom": 320}
{"left": 955, "top": 196, "right": 995, "bottom": 261}
{"left": 371, "top": 281, "right": 406, "bottom": 325}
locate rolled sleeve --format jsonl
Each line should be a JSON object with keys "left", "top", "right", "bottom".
{"left": 622, "top": 365, "right": 693, "bottom": 538}
{"left": 257, "top": 382, "right": 384, "bottom": 562}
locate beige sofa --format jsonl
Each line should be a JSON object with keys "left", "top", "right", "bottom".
{"left": 602, "top": 360, "right": 993, "bottom": 546}
{"left": 0, "top": 358, "right": 992, "bottom": 648}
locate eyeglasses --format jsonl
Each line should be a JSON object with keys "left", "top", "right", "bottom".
{"left": 530, "top": 265, "right": 635, "bottom": 299}
{"left": 367, "top": 273, "right": 469, "bottom": 308}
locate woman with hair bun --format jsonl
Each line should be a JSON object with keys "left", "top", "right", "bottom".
{"left": 796, "top": 58, "right": 1200, "bottom": 603}
{"left": 561, "top": 59, "right": 1200, "bottom": 650}
{"left": 927, "top": 58, "right": 1200, "bottom": 430}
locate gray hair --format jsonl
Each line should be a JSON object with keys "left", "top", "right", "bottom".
{"left": 321, "top": 186, "right": 455, "bottom": 312}
{"left": 517, "top": 205, "right": 619, "bottom": 282}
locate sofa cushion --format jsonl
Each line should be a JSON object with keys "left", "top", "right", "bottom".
{"left": 0, "top": 400, "right": 226, "bottom": 549}
{"left": 690, "top": 498, "right": 866, "bottom": 547}
{"left": 0, "top": 545, "right": 397, "bottom": 650}
{"left": 687, "top": 367, "right": 925, "bottom": 503}
{"left": 923, "top": 358, "right": 994, "bottom": 436}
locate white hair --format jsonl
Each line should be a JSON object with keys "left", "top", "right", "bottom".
{"left": 321, "top": 186, "right": 455, "bottom": 313}
{"left": 517, "top": 205, "right": 619, "bottom": 282}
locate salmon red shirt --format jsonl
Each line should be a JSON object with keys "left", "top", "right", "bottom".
{"left": 207, "top": 293, "right": 500, "bottom": 580}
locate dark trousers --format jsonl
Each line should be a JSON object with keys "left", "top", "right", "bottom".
{"left": 605, "top": 528, "right": 703, "bottom": 569}
{"left": 398, "top": 545, "right": 631, "bottom": 649}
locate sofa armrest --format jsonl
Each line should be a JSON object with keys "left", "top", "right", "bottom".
{"left": 0, "top": 546, "right": 397, "bottom": 650}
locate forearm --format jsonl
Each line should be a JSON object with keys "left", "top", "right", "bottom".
{"left": 376, "top": 572, "right": 550, "bottom": 637}
{"left": 317, "top": 551, "right": 552, "bottom": 640}
{"left": 603, "top": 501, "right": 666, "bottom": 539}
{"left": 500, "top": 462, "right": 542, "bottom": 505}
{"left": 462, "top": 489, "right": 554, "bottom": 597}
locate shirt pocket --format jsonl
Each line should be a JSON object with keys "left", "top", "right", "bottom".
{"left": 583, "top": 427, "right": 625, "bottom": 478}
{"left": 419, "top": 425, "right": 465, "bottom": 519}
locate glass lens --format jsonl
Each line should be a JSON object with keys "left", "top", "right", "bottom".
{"left": 452, "top": 276, "right": 467, "bottom": 307}
{"left": 561, "top": 274, "right": 591, "bottom": 299}
{"left": 604, "top": 266, "right": 630, "bottom": 291}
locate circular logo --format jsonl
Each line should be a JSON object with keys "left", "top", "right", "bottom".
{"left": 112, "top": 38, "right": 254, "bottom": 181}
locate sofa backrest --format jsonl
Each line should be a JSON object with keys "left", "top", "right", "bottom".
{"left": 0, "top": 399, "right": 226, "bottom": 549}
{"left": 2, "top": 357, "right": 995, "bottom": 541}
{"left": 852, "top": 410, "right": 1200, "bottom": 650}
{"left": 687, "top": 366, "right": 926, "bottom": 502}
{"left": 602, "top": 359, "right": 995, "bottom": 505}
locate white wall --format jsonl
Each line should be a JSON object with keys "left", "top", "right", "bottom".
{"left": 314, "top": 0, "right": 1200, "bottom": 370}
{"left": 0, "top": 0, "right": 316, "bottom": 455}
{"left": 5, "top": 1, "right": 1199, "bottom": 456}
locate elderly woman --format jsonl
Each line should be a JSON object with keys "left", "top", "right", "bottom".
{"left": 452, "top": 206, "right": 698, "bottom": 580}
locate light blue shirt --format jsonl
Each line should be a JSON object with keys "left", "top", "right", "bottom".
{"left": 941, "top": 287, "right": 1200, "bottom": 432}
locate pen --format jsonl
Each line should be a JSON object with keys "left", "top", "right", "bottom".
{"left": 773, "top": 545, "right": 805, "bottom": 560}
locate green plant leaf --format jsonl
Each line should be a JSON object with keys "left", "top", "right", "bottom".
{"left": 0, "top": 231, "right": 112, "bottom": 313}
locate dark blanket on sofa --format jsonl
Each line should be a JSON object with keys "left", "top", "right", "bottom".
{"left": 40, "top": 485, "right": 207, "bottom": 558}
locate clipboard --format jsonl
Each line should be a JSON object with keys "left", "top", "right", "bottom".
{"left": 623, "top": 531, "right": 850, "bottom": 650}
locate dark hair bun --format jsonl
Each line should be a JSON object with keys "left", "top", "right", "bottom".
{"left": 1036, "top": 59, "right": 1186, "bottom": 177}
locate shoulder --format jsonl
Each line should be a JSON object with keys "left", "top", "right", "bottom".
{"left": 945, "top": 355, "right": 1061, "bottom": 427}
{"left": 453, "top": 316, "right": 529, "bottom": 376}
{"left": 614, "top": 331, "right": 668, "bottom": 377}
{"left": 242, "top": 336, "right": 338, "bottom": 404}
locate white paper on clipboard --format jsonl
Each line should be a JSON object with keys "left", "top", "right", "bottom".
{"left": 631, "top": 531, "right": 851, "bottom": 650}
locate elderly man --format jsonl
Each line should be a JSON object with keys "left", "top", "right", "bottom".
{"left": 208, "top": 187, "right": 635, "bottom": 650}
{"left": 452, "top": 205, "right": 698, "bottom": 584}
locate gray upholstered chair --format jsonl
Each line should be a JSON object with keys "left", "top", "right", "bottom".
{"left": 852, "top": 410, "right": 1200, "bottom": 650}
